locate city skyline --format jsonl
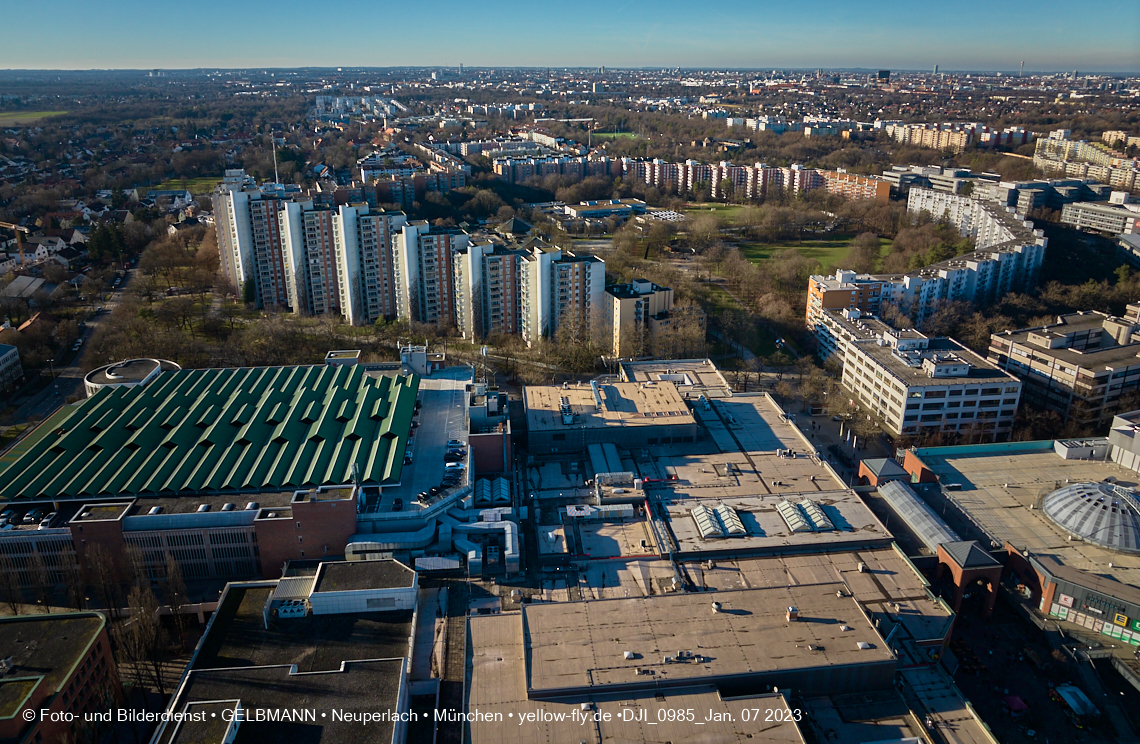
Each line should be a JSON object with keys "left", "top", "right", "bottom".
{"left": 2, "top": 0, "right": 1138, "bottom": 72}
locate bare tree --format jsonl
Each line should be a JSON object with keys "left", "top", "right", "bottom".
{"left": 86, "top": 545, "right": 121, "bottom": 620}
{"left": 63, "top": 559, "right": 87, "bottom": 611}
{"left": 127, "top": 583, "right": 168, "bottom": 697}
{"left": 0, "top": 554, "right": 23, "bottom": 615}
{"left": 30, "top": 553, "right": 53, "bottom": 614}
{"left": 161, "top": 555, "right": 189, "bottom": 652}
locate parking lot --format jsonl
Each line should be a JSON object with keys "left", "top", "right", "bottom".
{"left": 360, "top": 368, "right": 470, "bottom": 514}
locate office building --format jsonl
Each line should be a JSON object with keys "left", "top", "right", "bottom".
{"left": 988, "top": 308, "right": 1140, "bottom": 426}
{"left": 823, "top": 308, "right": 1021, "bottom": 439}
{"left": 974, "top": 177, "right": 1111, "bottom": 213}
{"left": 603, "top": 278, "right": 674, "bottom": 357}
{"left": 0, "top": 342, "right": 22, "bottom": 390}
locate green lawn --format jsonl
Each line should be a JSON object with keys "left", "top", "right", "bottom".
{"left": 154, "top": 176, "right": 222, "bottom": 194}
{"left": 0, "top": 111, "right": 67, "bottom": 125}
{"left": 737, "top": 235, "right": 893, "bottom": 272}
{"left": 591, "top": 131, "right": 639, "bottom": 140}
{"left": 683, "top": 203, "right": 748, "bottom": 221}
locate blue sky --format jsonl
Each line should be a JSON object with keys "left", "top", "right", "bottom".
{"left": 3, "top": 0, "right": 1138, "bottom": 72}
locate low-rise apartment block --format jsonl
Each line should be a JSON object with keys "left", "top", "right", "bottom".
{"left": 988, "top": 308, "right": 1140, "bottom": 427}
{"left": 826, "top": 308, "right": 1022, "bottom": 439}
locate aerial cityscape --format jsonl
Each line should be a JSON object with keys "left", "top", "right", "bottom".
{"left": 1, "top": 5, "right": 1140, "bottom": 743}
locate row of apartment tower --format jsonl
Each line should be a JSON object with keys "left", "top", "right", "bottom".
{"left": 214, "top": 171, "right": 623, "bottom": 347}
{"left": 493, "top": 156, "right": 890, "bottom": 202}
{"left": 806, "top": 188, "right": 1048, "bottom": 333}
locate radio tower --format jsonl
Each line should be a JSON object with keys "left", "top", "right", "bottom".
{"left": 1019, "top": 60, "right": 1024, "bottom": 78}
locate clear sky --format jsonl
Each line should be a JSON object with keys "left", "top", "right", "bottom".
{"left": 3, "top": 0, "right": 1138, "bottom": 72}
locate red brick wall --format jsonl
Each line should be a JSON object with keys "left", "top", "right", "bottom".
{"left": 471, "top": 429, "right": 512, "bottom": 475}
{"left": 255, "top": 498, "right": 357, "bottom": 579}
{"left": 1, "top": 619, "right": 119, "bottom": 744}
{"left": 902, "top": 450, "right": 938, "bottom": 483}
{"left": 70, "top": 518, "right": 128, "bottom": 583}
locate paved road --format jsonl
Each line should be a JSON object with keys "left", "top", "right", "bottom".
{"left": 1, "top": 266, "right": 139, "bottom": 429}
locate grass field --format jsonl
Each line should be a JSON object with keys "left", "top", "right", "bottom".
{"left": 737, "top": 235, "right": 893, "bottom": 272}
{"left": 683, "top": 203, "right": 748, "bottom": 221}
{"left": 591, "top": 131, "right": 638, "bottom": 140}
{"left": 153, "top": 176, "right": 223, "bottom": 194}
{"left": 0, "top": 111, "right": 68, "bottom": 125}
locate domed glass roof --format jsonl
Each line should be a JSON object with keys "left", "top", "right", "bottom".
{"left": 1041, "top": 482, "right": 1140, "bottom": 553}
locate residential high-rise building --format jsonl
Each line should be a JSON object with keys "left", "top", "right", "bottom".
{"left": 214, "top": 171, "right": 407, "bottom": 325}
{"left": 807, "top": 189, "right": 1047, "bottom": 332}
{"left": 519, "top": 243, "right": 605, "bottom": 347}
{"left": 394, "top": 222, "right": 469, "bottom": 327}
{"left": 338, "top": 208, "right": 407, "bottom": 325}
{"left": 454, "top": 242, "right": 525, "bottom": 340}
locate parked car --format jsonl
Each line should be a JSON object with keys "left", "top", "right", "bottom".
{"left": 447, "top": 439, "right": 464, "bottom": 448}
{"left": 444, "top": 453, "right": 464, "bottom": 462}
{"left": 445, "top": 462, "right": 464, "bottom": 470}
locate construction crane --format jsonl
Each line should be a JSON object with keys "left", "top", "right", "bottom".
{"left": 0, "top": 221, "right": 29, "bottom": 265}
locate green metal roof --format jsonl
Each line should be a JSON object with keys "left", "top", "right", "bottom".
{"left": 0, "top": 365, "right": 419, "bottom": 500}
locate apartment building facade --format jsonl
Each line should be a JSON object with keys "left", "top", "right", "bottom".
{"left": 807, "top": 189, "right": 1046, "bottom": 333}
{"left": 825, "top": 308, "right": 1022, "bottom": 439}
{"left": 988, "top": 308, "right": 1140, "bottom": 427}
{"left": 1060, "top": 201, "right": 1139, "bottom": 236}
{"left": 394, "top": 222, "right": 468, "bottom": 328}
{"left": 603, "top": 279, "right": 674, "bottom": 357}
{"left": 454, "top": 242, "right": 525, "bottom": 340}
{"left": 520, "top": 245, "right": 605, "bottom": 347}
{"left": 215, "top": 172, "right": 409, "bottom": 325}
